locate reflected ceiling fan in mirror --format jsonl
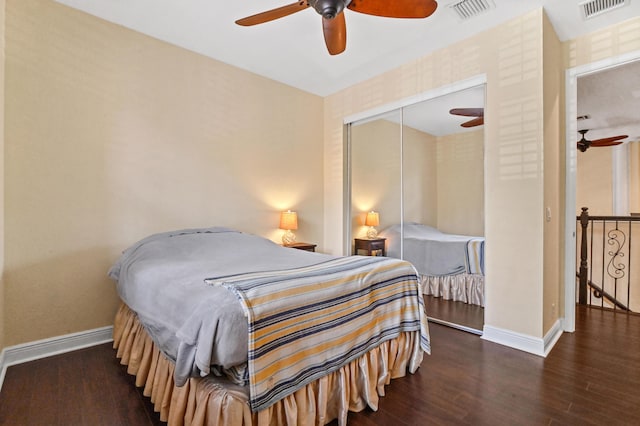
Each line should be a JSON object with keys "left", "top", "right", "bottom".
{"left": 235, "top": 0, "right": 438, "bottom": 55}
{"left": 449, "top": 107, "right": 484, "bottom": 128}
{"left": 576, "top": 129, "right": 627, "bottom": 152}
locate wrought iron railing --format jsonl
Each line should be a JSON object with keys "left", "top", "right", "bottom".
{"left": 576, "top": 207, "right": 640, "bottom": 313}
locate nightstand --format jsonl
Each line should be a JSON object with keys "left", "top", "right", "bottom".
{"left": 284, "top": 242, "right": 317, "bottom": 252}
{"left": 354, "top": 238, "right": 386, "bottom": 256}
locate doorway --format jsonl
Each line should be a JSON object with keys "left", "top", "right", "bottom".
{"left": 564, "top": 50, "right": 640, "bottom": 332}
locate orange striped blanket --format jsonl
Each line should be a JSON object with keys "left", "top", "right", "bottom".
{"left": 207, "top": 256, "right": 430, "bottom": 411}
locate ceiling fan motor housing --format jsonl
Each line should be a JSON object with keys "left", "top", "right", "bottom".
{"left": 311, "top": 0, "right": 352, "bottom": 19}
{"left": 577, "top": 129, "right": 590, "bottom": 152}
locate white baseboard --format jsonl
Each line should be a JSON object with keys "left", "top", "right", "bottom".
{"left": 0, "top": 349, "right": 5, "bottom": 391}
{"left": 481, "top": 319, "right": 563, "bottom": 357}
{"left": 0, "top": 326, "right": 113, "bottom": 392}
{"left": 543, "top": 319, "right": 564, "bottom": 356}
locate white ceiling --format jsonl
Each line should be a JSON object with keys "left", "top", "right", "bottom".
{"left": 52, "top": 0, "right": 640, "bottom": 140}
{"left": 359, "top": 85, "right": 486, "bottom": 136}
{"left": 577, "top": 59, "right": 640, "bottom": 144}
{"left": 54, "top": 0, "right": 640, "bottom": 97}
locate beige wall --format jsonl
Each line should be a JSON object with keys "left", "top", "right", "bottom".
{"left": 436, "top": 129, "right": 484, "bottom": 236}
{"left": 404, "top": 126, "right": 438, "bottom": 227}
{"left": 567, "top": 15, "right": 640, "bottom": 218}
{"left": 576, "top": 148, "right": 614, "bottom": 215}
{"left": 326, "top": 12, "right": 640, "bottom": 342}
{"left": 3, "top": 3, "right": 639, "bottom": 353}
{"left": 565, "top": 15, "right": 640, "bottom": 213}
{"left": 631, "top": 143, "right": 640, "bottom": 213}
{"left": 564, "top": 17, "right": 640, "bottom": 69}
{"left": 565, "top": 16, "right": 640, "bottom": 328}
{"left": 3, "top": 0, "right": 324, "bottom": 346}
{"left": 350, "top": 119, "right": 484, "bottom": 244}
{"left": 351, "top": 119, "right": 403, "bottom": 239}
{"left": 542, "top": 12, "right": 563, "bottom": 333}
{"left": 0, "top": 0, "right": 6, "bottom": 352}
{"left": 350, "top": 119, "right": 437, "bottom": 244}
{"left": 326, "top": 10, "right": 549, "bottom": 338}
{"left": 576, "top": 141, "right": 640, "bottom": 215}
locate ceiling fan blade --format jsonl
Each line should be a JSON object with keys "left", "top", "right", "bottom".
{"left": 450, "top": 108, "right": 484, "bottom": 117}
{"left": 590, "top": 135, "right": 628, "bottom": 146}
{"left": 348, "top": 0, "right": 438, "bottom": 18}
{"left": 461, "top": 116, "right": 484, "bottom": 128}
{"left": 322, "top": 13, "right": 346, "bottom": 55}
{"left": 591, "top": 141, "right": 625, "bottom": 147}
{"left": 236, "top": 1, "right": 309, "bottom": 26}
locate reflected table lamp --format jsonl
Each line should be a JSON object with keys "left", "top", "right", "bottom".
{"left": 280, "top": 210, "right": 298, "bottom": 245}
{"left": 365, "top": 211, "right": 379, "bottom": 239}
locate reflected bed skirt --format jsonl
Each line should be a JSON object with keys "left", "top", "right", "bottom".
{"left": 113, "top": 302, "right": 424, "bottom": 426}
{"left": 420, "top": 273, "right": 485, "bottom": 307}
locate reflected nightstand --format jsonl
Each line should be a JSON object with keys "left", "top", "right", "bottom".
{"left": 284, "top": 242, "right": 317, "bottom": 252}
{"left": 354, "top": 238, "right": 386, "bottom": 256}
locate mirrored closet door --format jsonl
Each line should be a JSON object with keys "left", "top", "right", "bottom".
{"left": 347, "top": 84, "right": 486, "bottom": 334}
{"left": 350, "top": 109, "right": 402, "bottom": 258}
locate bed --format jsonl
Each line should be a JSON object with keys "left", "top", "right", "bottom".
{"left": 379, "top": 223, "right": 485, "bottom": 307}
{"left": 109, "top": 227, "right": 431, "bottom": 425}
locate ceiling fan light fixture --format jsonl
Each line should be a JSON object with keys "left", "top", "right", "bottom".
{"left": 448, "top": 0, "right": 494, "bottom": 21}
{"left": 312, "top": 0, "right": 349, "bottom": 19}
{"left": 579, "top": 0, "right": 629, "bottom": 20}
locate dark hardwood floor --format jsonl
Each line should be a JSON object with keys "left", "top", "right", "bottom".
{"left": 1, "top": 305, "right": 639, "bottom": 425}
{"left": 424, "top": 295, "right": 484, "bottom": 332}
{"left": 0, "top": 342, "right": 165, "bottom": 426}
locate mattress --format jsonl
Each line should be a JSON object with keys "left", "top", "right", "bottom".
{"left": 109, "top": 227, "right": 431, "bottom": 413}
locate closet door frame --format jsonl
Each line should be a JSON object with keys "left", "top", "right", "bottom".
{"left": 343, "top": 74, "right": 487, "bottom": 255}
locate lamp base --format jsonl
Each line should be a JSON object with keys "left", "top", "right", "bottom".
{"left": 366, "top": 226, "right": 378, "bottom": 239}
{"left": 282, "top": 230, "right": 296, "bottom": 245}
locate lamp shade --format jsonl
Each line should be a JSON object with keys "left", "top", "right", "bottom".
{"left": 365, "top": 211, "right": 379, "bottom": 227}
{"left": 279, "top": 210, "right": 298, "bottom": 230}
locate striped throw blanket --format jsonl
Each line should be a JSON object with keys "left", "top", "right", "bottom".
{"left": 465, "top": 238, "right": 485, "bottom": 275}
{"left": 207, "top": 256, "right": 431, "bottom": 412}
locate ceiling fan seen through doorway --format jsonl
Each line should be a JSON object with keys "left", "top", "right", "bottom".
{"left": 235, "top": 0, "right": 438, "bottom": 55}
{"left": 576, "top": 129, "right": 628, "bottom": 152}
{"left": 449, "top": 107, "right": 484, "bottom": 128}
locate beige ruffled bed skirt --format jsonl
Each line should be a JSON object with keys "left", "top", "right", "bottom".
{"left": 420, "top": 273, "right": 485, "bottom": 307}
{"left": 113, "top": 302, "right": 424, "bottom": 426}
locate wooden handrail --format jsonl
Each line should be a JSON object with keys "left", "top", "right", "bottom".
{"left": 580, "top": 215, "right": 640, "bottom": 221}
{"left": 575, "top": 272, "right": 630, "bottom": 311}
{"left": 578, "top": 207, "right": 589, "bottom": 305}
{"left": 576, "top": 207, "right": 636, "bottom": 313}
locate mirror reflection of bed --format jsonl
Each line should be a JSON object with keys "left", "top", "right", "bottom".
{"left": 379, "top": 223, "right": 485, "bottom": 334}
{"left": 348, "top": 83, "right": 485, "bottom": 334}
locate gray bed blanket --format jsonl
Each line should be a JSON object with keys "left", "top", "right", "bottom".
{"left": 380, "top": 223, "right": 484, "bottom": 276}
{"left": 108, "top": 227, "right": 333, "bottom": 386}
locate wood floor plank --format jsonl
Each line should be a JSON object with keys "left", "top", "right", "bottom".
{"left": 0, "top": 305, "right": 638, "bottom": 425}
{"left": 424, "top": 295, "right": 484, "bottom": 331}
{"left": 0, "top": 344, "right": 162, "bottom": 426}
{"left": 334, "top": 305, "right": 640, "bottom": 425}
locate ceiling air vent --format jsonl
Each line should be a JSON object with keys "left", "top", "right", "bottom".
{"left": 449, "top": 0, "right": 495, "bottom": 20}
{"left": 580, "top": 0, "right": 629, "bottom": 20}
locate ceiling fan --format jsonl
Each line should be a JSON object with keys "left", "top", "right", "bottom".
{"left": 449, "top": 107, "right": 484, "bottom": 128}
{"left": 577, "top": 129, "right": 627, "bottom": 152}
{"left": 235, "top": 0, "right": 438, "bottom": 55}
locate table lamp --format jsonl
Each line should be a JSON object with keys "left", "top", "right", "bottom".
{"left": 365, "top": 211, "right": 379, "bottom": 239}
{"left": 280, "top": 210, "right": 298, "bottom": 244}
